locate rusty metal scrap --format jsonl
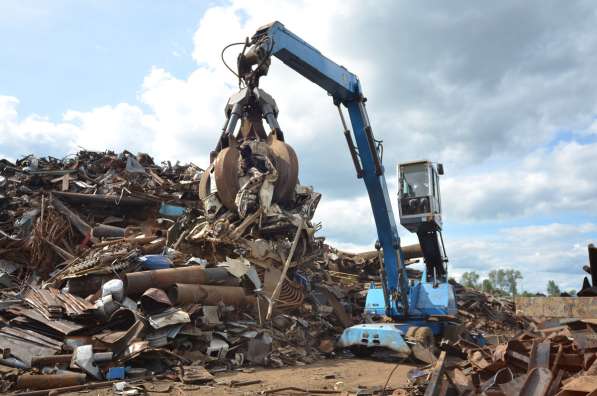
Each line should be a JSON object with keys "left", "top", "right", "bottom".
{"left": 30, "top": 354, "right": 73, "bottom": 368}
{"left": 0, "top": 148, "right": 367, "bottom": 392}
{"left": 423, "top": 351, "right": 448, "bottom": 396}
{"left": 140, "top": 287, "right": 173, "bottom": 314}
{"left": 179, "top": 365, "right": 214, "bottom": 384}
{"left": 0, "top": 327, "right": 62, "bottom": 367}
{"left": 167, "top": 283, "right": 255, "bottom": 306}
{"left": 17, "top": 373, "right": 86, "bottom": 390}
{"left": 452, "top": 281, "right": 529, "bottom": 335}
{"left": 410, "top": 282, "right": 597, "bottom": 396}
{"left": 401, "top": 256, "right": 597, "bottom": 395}
{"left": 9, "top": 148, "right": 596, "bottom": 396}
{"left": 23, "top": 286, "right": 95, "bottom": 319}
{"left": 124, "top": 266, "right": 238, "bottom": 296}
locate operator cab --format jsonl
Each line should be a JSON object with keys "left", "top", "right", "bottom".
{"left": 398, "top": 160, "right": 444, "bottom": 233}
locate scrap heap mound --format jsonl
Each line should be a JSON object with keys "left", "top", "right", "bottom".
{"left": 3, "top": 150, "right": 593, "bottom": 395}
{"left": 451, "top": 281, "right": 529, "bottom": 338}
{"left": 408, "top": 283, "right": 597, "bottom": 396}
{"left": 0, "top": 149, "right": 365, "bottom": 392}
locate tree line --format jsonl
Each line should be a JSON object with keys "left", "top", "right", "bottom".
{"left": 459, "top": 269, "right": 575, "bottom": 297}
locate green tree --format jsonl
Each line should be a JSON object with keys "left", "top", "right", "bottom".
{"left": 487, "top": 269, "right": 523, "bottom": 296}
{"left": 481, "top": 279, "right": 494, "bottom": 294}
{"left": 547, "top": 280, "right": 561, "bottom": 296}
{"left": 461, "top": 271, "right": 480, "bottom": 289}
{"left": 504, "top": 269, "right": 523, "bottom": 296}
{"left": 488, "top": 270, "right": 506, "bottom": 291}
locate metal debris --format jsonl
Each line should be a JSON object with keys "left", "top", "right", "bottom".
{"left": 16, "top": 372, "right": 86, "bottom": 390}
{"left": 0, "top": 149, "right": 364, "bottom": 392}
{"left": 2, "top": 148, "right": 596, "bottom": 396}
{"left": 408, "top": 280, "right": 597, "bottom": 396}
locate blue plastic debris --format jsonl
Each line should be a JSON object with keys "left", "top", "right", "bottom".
{"left": 293, "top": 271, "right": 310, "bottom": 291}
{"left": 106, "top": 367, "right": 126, "bottom": 380}
{"left": 159, "top": 203, "right": 186, "bottom": 218}
{"left": 138, "top": 255, "right": 172, "bottom": 270}
{"left": 470, "top": 332, "right": 487, "bottom": 346}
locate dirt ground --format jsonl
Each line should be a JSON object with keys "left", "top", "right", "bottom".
{"left": 62, "top": 358, "right": 416, "bottom": 395}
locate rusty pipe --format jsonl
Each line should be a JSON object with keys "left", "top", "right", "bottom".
{"left": 17, "top": 373, "right": 86, "bottom": 390}
{"left": 92, "top": 352, "right": 113, "bottom": 363}
{"left": 125, "top": 266, "right": 238, "bottom": 296}
{"left": 167, "top": 283, "right": 255, "bottom": 307}
{"left": 31, "top": 355, "right": 72, "bottom": 367}
{"left": 354, "top": 243, "right": 422, "bottom": 261}
{"left": 402, "top": 243, "right": 423, "bottom": 260}
{"left": 31, "top": 352, "right": 112, "bottom": 368}
{"left": 91, "top": 224, "right": 126, "bottom": 238}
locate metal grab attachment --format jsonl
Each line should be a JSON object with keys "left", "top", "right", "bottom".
{"left": 336, "top": 105, "right": 363, "bottom": 178}
{"left": 253, "top": 87, "right": 281, "bottom": 135}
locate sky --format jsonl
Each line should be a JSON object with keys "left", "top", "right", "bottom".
{"left": 1, "top": 0, "right": 597, "bottom": 293}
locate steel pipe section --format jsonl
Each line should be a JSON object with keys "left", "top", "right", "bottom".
{"left": 167, "top": 283, "right": 255, "bottom": 307}
{"left": 124, "top": 267, "right": 238, "bottom": 296}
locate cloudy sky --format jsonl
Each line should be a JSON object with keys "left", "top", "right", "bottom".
{"left": 2, "top": 0, "right": 596, "bottom": 293}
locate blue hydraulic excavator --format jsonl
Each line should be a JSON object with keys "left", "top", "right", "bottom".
{"left": 216, "top": 21, "right": 457, "bottom": 360}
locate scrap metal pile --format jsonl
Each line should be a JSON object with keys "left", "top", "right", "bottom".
{"left": 4, "top": 148, "right": 592, "bottom": 396}
{"left": 411, "top": 319, "right": 597, "bottom": 396}
{"left": 408, "top": 284, "right": 597, "bottom": 396}
{"left": 0, "top": 148, "right": 367, "bottom": 393}
{"left": 451, "top": 282, "right": 529, "bottom": 338}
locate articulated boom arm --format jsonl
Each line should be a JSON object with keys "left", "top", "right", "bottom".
{"left": 243, "top": 21, "right": 409, "bottom": 315}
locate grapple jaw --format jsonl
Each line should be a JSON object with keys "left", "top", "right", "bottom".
{"left": 337, "top": 324, "right": 411, "bottom": 357}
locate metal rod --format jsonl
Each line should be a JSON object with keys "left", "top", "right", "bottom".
{"left": 438, "top": 230, "right": 448, "bottom": 276}
{"left": 336, "top": 105, "right": 363, "bottom": 178}
{"left": 17, "top": 373, "right": 86, "bottom": 391}
{"left": 424, "top": 351, "right": 447, "bottom": 396}
{"left": 225, "top": 103, "right": 242, "bottom": 135}
{"left": 266, "top": 220, "right": 304, "bottom": 320}
{"left": 376, "top": 243, "right": 391, "bottom": 316}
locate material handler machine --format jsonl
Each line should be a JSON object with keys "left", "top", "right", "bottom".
{"left": 216, "top": 21, "right": 456, "bottom": 360}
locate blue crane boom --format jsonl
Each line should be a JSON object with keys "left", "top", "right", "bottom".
{"left": 249, "top": 22, "right": 361, "bottom": 102}
{"left": 244, "top": 21, "right": 409, "bottom": 315}
{"left": 226, "top": 21, "right": 457, "bottom": 358}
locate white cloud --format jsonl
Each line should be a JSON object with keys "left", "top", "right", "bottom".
{"left": 314, "top": 191, "right": 423, "bottom": 253}
{"left": 64, "top": 104, "right": 158, "bottom": 153}
{"left": 315, "top": 196, "right": 374, "bottom": 237}
{"left": 442, "top": 139, "right": 597, "bottom": 221}
{"left": 0, "top": 96, "right": 77, "bottom": 159}
{"left": 449, "top": 222, "right": 595, "bottom": 293}
{"left": 0, "top": 96, "right": 19, "bottom": 121}
{"left": 0, "top": 97, "right": 161, "bottom": 161}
